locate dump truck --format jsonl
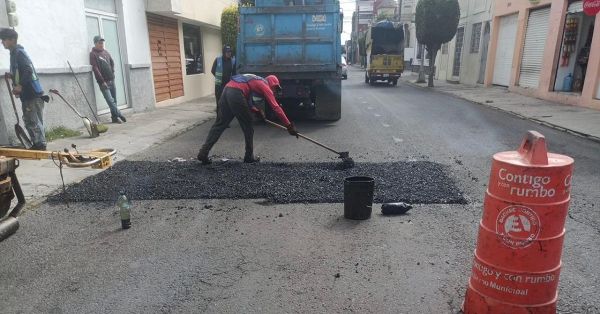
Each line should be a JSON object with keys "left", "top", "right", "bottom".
{"left": 237, "top": 0, "right": 343, "bottom": 120}
{"left": 365, "top": 20, "right": 404, "bottom": 86}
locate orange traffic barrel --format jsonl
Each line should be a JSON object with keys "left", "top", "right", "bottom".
{"left": 463, "top": 131, "right": 574, "bottom": 313}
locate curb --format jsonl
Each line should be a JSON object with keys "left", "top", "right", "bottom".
{"left": 400, "top": 78, "right": 600, "bottom": 144}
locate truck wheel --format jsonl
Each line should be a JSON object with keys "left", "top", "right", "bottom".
{"left": 365, "top": 73, "right": 369, "bottom": 84}
{"left": 314, "top": 80, "right": 341, "bottom": 121}
{"left": 392, "top": 79, "right": 398, "bottom": 86}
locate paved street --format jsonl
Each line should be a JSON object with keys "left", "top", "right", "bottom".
{"left": 1, "top": 67, "right": 599, "bottom": 313}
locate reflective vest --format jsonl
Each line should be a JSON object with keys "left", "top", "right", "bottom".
{"left": 214, "top": 56, "right": 236, "bottom": 86}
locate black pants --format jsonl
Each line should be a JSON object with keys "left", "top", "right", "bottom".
{"left": 215, "top": 85, "right": 224, "bottom": 117}
{"left": 199, "top": 87, "right": 254, "bottom": 157}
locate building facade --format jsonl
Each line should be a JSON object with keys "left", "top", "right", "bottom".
{"left": 435, "top": 0, "right": 493, "bottom": 85}
{"left": 0, "top": 0, "right": 234, "bottom": 145}
{"left": 485, "top": 0, "right": 600, "bottom": 110}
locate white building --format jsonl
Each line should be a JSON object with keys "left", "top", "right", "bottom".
{"left": 0, "top": 0, "right": 235, "bottom": 145}
{"left": 435, "top": 0, "right": 493, "bottom": 85}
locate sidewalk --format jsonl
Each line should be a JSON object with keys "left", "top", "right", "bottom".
{"left": 14, "top": 98, "right": 216, "bottom": 206}
{"left": 399, "top": 72, "right": 600, "bottom": 142}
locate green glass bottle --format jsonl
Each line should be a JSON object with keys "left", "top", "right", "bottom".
{"left": 117, "top": 191, "right": 131, "bottom": 229}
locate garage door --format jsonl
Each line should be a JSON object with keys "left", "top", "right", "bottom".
{"left": 492, "top": 14, "right": 518, "bottom": 86}
{"left": 518, "top": 7, "right": 551, "bottom": 88}
{"left": 147, "top": 13, "right": 184, "bottom": 102}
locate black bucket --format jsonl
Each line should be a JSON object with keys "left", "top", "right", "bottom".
{"left": 344, "top": 176, "right": 374, "bottom": 220}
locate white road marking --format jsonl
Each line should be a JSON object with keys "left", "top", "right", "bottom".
{"left": 382, "top": 123, "right": 390, "bottom": 128}
{"left": 374, "top": 114, "right": 382, "bottom": 117}
{"left": 393, "top": 137, "right": 404, "bottom": 143}
{"left": 367, "top": 106, "right": 373, "bottom": 110}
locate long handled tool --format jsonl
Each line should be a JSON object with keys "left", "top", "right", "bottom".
{"left": 49, "top": 89, "right": 99, "bottom": 138}
{"left": 4, "top": 74, "right": 33, "bottom": 148}
{"left": 67, "top": 60, "right": 99, "bottom": 123}
{"left": 264, "top": 119, "right": 355, "bottom": 169}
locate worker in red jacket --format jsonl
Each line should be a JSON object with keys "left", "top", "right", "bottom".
{"left": 197, "top": 73, "right": 298, "bottom": 164}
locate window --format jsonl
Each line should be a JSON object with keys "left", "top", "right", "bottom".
{"left": 470, "top": 22, "right": 482, "bottom": 53}
{"left": 442, "top": 43, "right": 448, "bottom": 54}
{"left": 183, "top": 24, "right": 203, "bottom": 75}
{"left": 453, "top": 27, "right": 465, "bottom": 77}
{"left": 84, "top": 0, "right": 116, "bottom": 13}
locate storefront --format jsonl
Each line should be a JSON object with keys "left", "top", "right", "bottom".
{"left": 486, "top": 0, "right": 600, "bottom": 110}
{"left": 553, "top": 1, "right": 596, "bottom": 94}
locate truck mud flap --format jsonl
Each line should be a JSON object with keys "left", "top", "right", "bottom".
{"left": 314, "top": 80, "right": 341, "bottom": 121}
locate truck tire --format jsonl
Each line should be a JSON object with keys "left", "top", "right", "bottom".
{"left": 314, "top": 80, "right": 341, "bottom": 121}
{"left": 365, "top": 72, "right": 369, "bottom": 84}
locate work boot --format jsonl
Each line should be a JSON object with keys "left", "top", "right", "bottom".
{"left": 119, "top": 115, "right": 127, "bottom": 123}
{"left": 112, "top": 117, "right": 122, "bottom": 124}
{"left": 197, "top": 151, "right": 212, "bottom": 165}
{"left": 243, "top": 154, "right": 260, "bottom": 163}
{"left": 30, "top": 144, "right": 46, "bottom": 151}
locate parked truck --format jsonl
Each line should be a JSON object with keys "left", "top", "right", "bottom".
{"left": 237, "top": 0, "right": 343, "bottom": 120}
{"left": 365, "top": 20, "right": 404, "bottom": 86}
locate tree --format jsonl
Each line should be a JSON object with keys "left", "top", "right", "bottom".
{"left": 375, "top": 12, "right": 394, "bottom": 22}
{"left": 221, "top": 5, "right": 239, "bottom": 54}
{"left": 415, "top": 0, "right": 460, "bottom": 87}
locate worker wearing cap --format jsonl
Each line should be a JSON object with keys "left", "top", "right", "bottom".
{"left": 211, "top": 45, "right": 236, "bottom": 117}
{"left": 197, "top": 73, "right": 298, "bottom": 164}
{"left": 90, "top": 35, "right": 126, "bottom": 124}
{"left": 0, "top": 28, "right": 47, "bottom": 150}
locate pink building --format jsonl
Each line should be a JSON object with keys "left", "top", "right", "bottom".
{"left": 485, "top": 0, "right": 600, "bottom": 110}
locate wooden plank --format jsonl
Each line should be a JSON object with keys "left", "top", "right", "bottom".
{"left": 170, "top": 90, "right": 184, "bottom": 98}
{"left": 152, "top": 69, "right": 169, "bottom": 76}
{"left": 151, "top": 56, "right": 168, "bottom": 63}
{"left": 155, "top": 86, "right": 171, "bottom": 94}
{"left": 153, "top": 80, "right": 170, "bottom": 88}
{"left": 166, "top": 56, "right": 181, "bottom": 62}
{"left": 153, "top": 75, "right": 169, "bottom": 82}
{"left": 155, "top": 92, "right": 170, "bottom": 102}
{"left": 151, "top": 62, "right": 168, "bottom": 70}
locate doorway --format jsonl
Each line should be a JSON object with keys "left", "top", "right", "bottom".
{"left": 478, "top": 22, "right": 491, "bottom": 84}
{"left": 85, "top": 10, "right": 128, "bottom": 114}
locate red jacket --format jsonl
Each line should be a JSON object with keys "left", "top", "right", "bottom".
{"left": 225, "top": 79, "right": 291, "bottom": 126}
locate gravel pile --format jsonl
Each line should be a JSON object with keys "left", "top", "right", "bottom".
{"left": 50, "top": 161, "right": 466, "bottom": 204}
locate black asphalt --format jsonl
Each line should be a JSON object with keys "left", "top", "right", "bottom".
{"left": 50, "top": 160, "right": 466, "bottom": 204}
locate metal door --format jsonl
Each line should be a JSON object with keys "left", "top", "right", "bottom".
{"left": 519, "top": 7, "right": 551, "bottom": 88}
{"left": 452, "top": 27, "right": 465, "bottom": 78}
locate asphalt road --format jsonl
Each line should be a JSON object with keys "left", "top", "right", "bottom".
{"left": 1, "top": 67, "right": 599, "bottom": 313}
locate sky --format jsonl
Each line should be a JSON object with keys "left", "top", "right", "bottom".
{"left": 340, "top": 0, "right": 357, "bottom": 43}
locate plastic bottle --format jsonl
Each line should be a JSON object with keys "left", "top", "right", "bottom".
{"left": 117, "top": 191, "right": 131, "bottom": 229}
{"left": 563, "top": 73, "right": 573, "bottom": 92}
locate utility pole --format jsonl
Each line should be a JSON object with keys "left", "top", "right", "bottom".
{"left": 397, "top": 0, "right": 402, "bottom": 22}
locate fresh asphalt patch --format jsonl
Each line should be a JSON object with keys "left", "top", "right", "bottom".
{"left": 50, "top": 160, "right": 467, "bottom": 204}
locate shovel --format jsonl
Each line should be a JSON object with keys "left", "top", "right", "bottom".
{"left": 4, "top": 74, "right": 33, "bottom": 148}
{"left": 264, "top": 119, "right": 355, "bottom": 169}
{"left": 49, "top": 89, "right": 99, "bottom": 138}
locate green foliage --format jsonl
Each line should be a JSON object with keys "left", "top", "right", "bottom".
{"left": 415, "top": 0, "right": 460, "bottom": 51}
{"left": 45, "top": 126, "right": 81, "bottom": 142}
{"left": 415, "top": 0, "right": 460, "bottom": 87}
{"left": 221, "top": 5, "right": 239, "bottom": 54}
{"left": 375, "top": 13, "right": 394, "bottom": 22}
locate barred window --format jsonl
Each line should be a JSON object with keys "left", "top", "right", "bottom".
{"left": 470, "top": 22, "right": 482, "bottom": 53}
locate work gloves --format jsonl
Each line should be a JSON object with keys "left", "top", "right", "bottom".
{"left": 286, "top": 122, "right": 299, "bottom": 138}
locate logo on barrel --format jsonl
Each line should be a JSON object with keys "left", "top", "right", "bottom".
{"left": 496, "top": 205, "right": 540, "bottom": 249}
{"left": 584, "top": 0, "right": 600, "bottom": 16}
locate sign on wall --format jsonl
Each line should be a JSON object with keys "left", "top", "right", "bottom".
{"left": 584, "top": 0, "right": 600, "bottom": 16}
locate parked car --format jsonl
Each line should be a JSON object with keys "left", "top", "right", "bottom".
{"left": 341, "top": 55, "right": 348, "bottom": 80}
